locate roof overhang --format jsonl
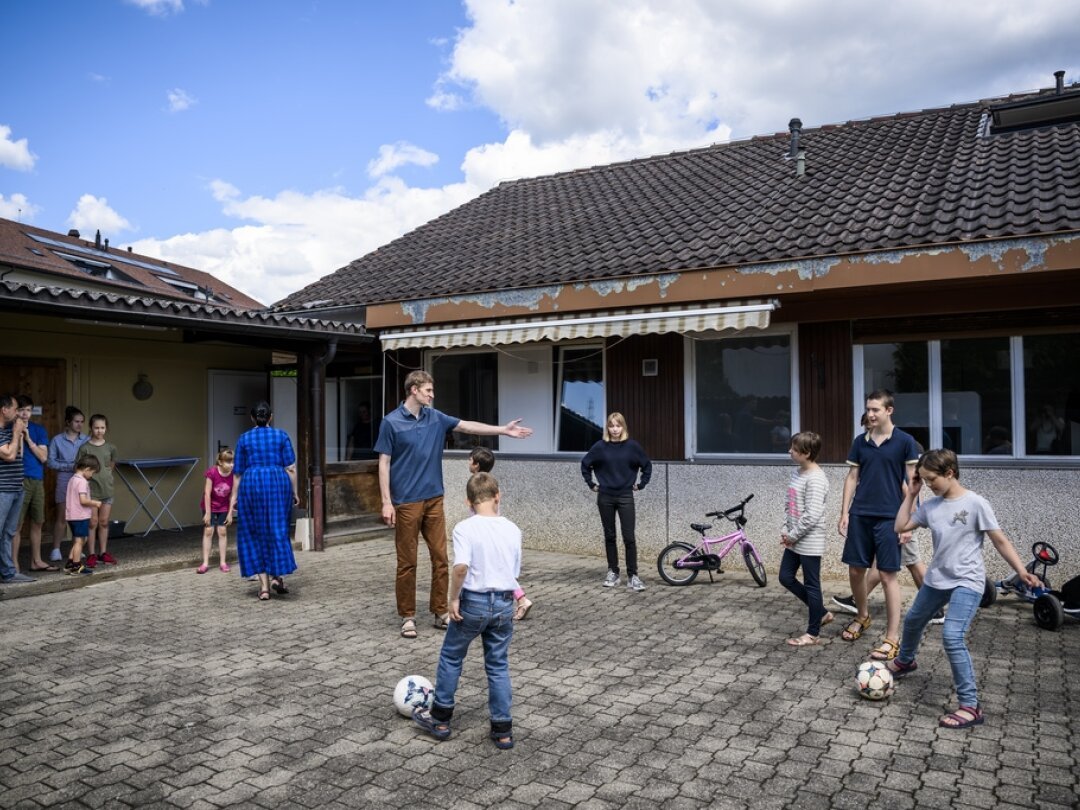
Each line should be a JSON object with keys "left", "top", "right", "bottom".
{"left": 379, "top": 300, "right": 776, "bottom": 350}
{"left": 2, "top": 281, "right": 371, "bottom": 346}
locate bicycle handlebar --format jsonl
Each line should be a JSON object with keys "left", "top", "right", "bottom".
{"left": 706, "top": 493, "right": 754, "bottom": 520}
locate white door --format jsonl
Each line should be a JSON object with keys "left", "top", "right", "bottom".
{"left": 208, "top": 370, "right": 268, "bottom": 465}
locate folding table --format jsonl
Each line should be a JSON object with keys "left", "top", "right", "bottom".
{"left": 115, "top": 457, "right": 200, "bottom": 536}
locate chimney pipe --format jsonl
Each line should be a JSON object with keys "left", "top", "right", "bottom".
{"left": 788, "top": 118, "right": 802, "bottom": 158}
{"left": 1055, "top": 70, "right": 1066, "bottom": 95}
{"left": 796, "top": 150, "right": 806, "bottom": 177}
{"left": 94, "top": 229, "right": 101, "bottom": 249}
{"left": 127, "top": 246, "right": 133, "bottom": 253}
{"left": 104, "top": 238, "right": 109, "bottom": 251}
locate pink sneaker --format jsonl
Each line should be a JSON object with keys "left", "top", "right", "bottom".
{"left": 100, "top": 552, "right": 117, "bottom": 565}
{"left": 197, "top": 564, "right": 209, "bottom": 574}
{"left": 219, "top": 563, "right": 230, "bottom": 573}
{"left": 85, "top": 554, "right": 98, "bottom": 568}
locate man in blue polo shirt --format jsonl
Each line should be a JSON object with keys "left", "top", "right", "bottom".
{"left": 837, "top": 389, "right": 919, "bottom": 661}
{"left": 376, "top": 370, "right": 533, "bottom": 640}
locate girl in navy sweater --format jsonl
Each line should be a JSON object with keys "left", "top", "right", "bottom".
{"left": 581, "top": 412, "right": 652, "bottom": 591}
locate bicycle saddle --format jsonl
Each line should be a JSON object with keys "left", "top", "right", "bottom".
{"left": 690, "top": 522, "right": 712, "bottom": 534}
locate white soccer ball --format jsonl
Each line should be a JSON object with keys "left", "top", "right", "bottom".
{"left": 856, "top": 661, "right": 894, "bottom": 701}
{"left": 393, "top": 675, "right": 434, "bottom": 717}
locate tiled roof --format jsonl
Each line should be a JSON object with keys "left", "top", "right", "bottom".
{"left": 275, "top": 84, "right": 1080, "bottom": 310}
{"left": 0, "top": 218, "right": 264, "bottom": 309}
{"left": 2, "top": 281, "right": 368, "bottom": 344}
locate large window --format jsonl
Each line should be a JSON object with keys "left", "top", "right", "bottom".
{"left": 431, "top": 352, "right": 499, "bottom": 450}
{"left": 857, "top": 332, "right": 1080, "bottom": 458}
{"left": 338, "top": 376, "right": 381, "bottom": 461}
{"left": 556, "top": 346, "right": 604, "bottom": 452}
{"left": 695, "top": 332, "right": 793, "bottom": 454}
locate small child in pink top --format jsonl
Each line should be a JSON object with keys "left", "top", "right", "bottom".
{"left": 65, "top": 456, "right": 101, "bottom": 576}
{"left": 469, "top": 448, "right": 533, "bottom": 620}
{"left": 198, "top": 449, "right": 236, "bottom": 574}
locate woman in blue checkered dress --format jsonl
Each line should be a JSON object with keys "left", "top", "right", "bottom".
{"left": 233, "top": 402, "right": 299, "bottom": 600}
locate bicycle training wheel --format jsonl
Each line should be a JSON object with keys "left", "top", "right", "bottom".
{"left": 657, "top": 542, "right": 699, "bottom": 585}
{"left": 742, "top": 545, "right": 767, "bottom": 587}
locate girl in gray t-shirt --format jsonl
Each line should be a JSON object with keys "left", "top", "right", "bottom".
{"left": 888, "top": 449, "right": 1040, "bottom": 730}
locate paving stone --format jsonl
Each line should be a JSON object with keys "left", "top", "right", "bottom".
{"left": 0, "top": 539, "right": 1077, "bottom": 809}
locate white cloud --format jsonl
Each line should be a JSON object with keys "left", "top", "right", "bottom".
{"left": 126, "top": 0, "right": 184, "bottom": 15}
{"left": 0, "top": 124, "right": 36, "bottom": 172}
{"left": 366, "top": 142, "right": 440, "bottom": 178}
{"left": 0, "top": 193, "right": 40, "bottom": 222}
{"left": 132, "top": 178, "right": 478, "bottom": 306}
{"left": 127, "top": 0, "right": 1080, "bottom": 306}
{"left": 67, "top": 194, "right": 134, "bottom": 235}
{"left": 167, "top": 88, "right": 197, "bottom": 113}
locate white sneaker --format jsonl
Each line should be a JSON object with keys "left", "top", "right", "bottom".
{"left": 627, "top": 575, "right": 645, "bottom": 592}
{"left": 603, "top": 570, "right": 619, "bottom": 588}
{"left": 49, "top": 548, "right": 63, "bottom": 562}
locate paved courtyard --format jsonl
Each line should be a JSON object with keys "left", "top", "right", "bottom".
{"left": 2, "top": 539, "right": 1078, "bottom": 809}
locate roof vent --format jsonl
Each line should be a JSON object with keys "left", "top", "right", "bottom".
{"left": 787, "top": 118, "right": 802, "bottom": 158}
{"left": 67, "top": 229, "right": 80, "bottom": 238}
{"left": 1056, "top": 69, "right": 1066, "bottom": 95}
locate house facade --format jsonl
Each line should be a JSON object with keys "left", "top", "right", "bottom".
{"left": 1, "top": 218, "right": 373, "bottom": 547}
{"left": 274, "top": 77, "right": 1080, "bottom": 578}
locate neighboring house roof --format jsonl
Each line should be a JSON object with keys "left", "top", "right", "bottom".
{"left": 3, "top": 281, "right": 368, "bottom": 345}
{"left": 0, "top": 217, "right": 264, "bottom": 309}
{"left": 275, "top": 82, "right": 1080, "bottom": 311}
{"left": 0, "top": 218, "right": 368, "bottom": 346}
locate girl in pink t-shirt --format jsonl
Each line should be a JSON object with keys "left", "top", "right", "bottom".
{"left": 198, "top": 449, "right": 236, "bottom": 574}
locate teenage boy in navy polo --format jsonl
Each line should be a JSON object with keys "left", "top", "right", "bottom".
{"left": 837, "top": 389, "right": 919, "bottom": 661}
{"left": 375, "top": 370, "right": 533, "bottom": 640}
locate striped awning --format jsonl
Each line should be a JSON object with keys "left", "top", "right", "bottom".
{"left": 379, "top": 300, "right": 775, "bottom": 350}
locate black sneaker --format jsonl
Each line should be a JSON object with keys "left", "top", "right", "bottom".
{"left": 832, "top": 595, "right": 857, "bottom": 614}
{"left": 930, "top": 609, "right": 946, "bottom": 625}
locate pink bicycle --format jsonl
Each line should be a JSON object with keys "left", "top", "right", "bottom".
{"left": 656, "top": 494, "right": 767, "bottom": 587}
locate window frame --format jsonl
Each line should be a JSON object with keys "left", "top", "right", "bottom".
{"left": 688, "top": 325, "right": 799, "bottom": 459}
{"left": 853, "top": 333, "right": 1080, "bottom": 463}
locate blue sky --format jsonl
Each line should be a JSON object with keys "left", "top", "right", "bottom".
{"left": 2, "top": 0, "right": 1078, "bottom": 305}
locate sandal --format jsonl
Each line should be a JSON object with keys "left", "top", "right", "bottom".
{"left": 270, "top": 577, "right": 289, "bottom": 595}
{"left": 413, "top": 708, "right": 450, "bottom": 740}
{"left": 820, "top": 611, "right": 834, "bottom": 627}
{"left": 197, "top": 564, "right": 209, "bottom": 574}
{"left": 939, "top": 705, "right": 984, "bottom": 729}
{"left": 841, "top": 615, "right": 871, "bottom": 641}
{"left": 433, "top": 613, "right": 449, "bottom": 630}
{"left": 887, "top": 658, "right": 918, "bottom": 678}
{"left": 786, "top": 633, "right": 820, "bottom": 647}
{"left": 869, "top": 638, "right": 899, "bottom": 661}
{"left": 401, "top": 617, "right": 417, "bottom": 639}
{"left": 258, "top": 590, "right": 271, "bottom": 601}
{"left": 490, "top": 730, "right": 514, "bottom": 750}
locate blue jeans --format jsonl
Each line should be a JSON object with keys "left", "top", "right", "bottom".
{"left": 778, "top": 549, "right": 826, "bottom": 636}
{"left": 898, "top": 584, "right": 982, "bottom": 707}
{"left": 0, "top": 489, "right": 26, "bottom": 578}
{"left": 432, "top": 589, "right": 515, "bottom": 733}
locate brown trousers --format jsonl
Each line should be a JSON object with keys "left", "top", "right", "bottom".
{"left": 394, "top": 496, "right": 449, "bottom": 618}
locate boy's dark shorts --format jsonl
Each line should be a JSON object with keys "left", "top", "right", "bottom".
{"left": 842, "top": 514, "right": 901, "bottom": 572}
{"left": 209, "top": 512, "right": 228, "bottom": 527}
{"left": 67, "top": 519, "right": 90, "bottom": 538}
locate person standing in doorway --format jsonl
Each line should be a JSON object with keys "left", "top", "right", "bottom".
{"left": 580, "top": 412, "right": 652, "bottom": 592}
{"left": 14, "top": 396, "right": 55, "bottom": 572}
{"left": 837, "top": 389, "right": 920, "bottom": 661}
{"left": 0, "top": 393, "right": 34, "bottom": 584}
{"left": 375, "top": 370, "right": 533, "bottom": 640}
{"left": 47, "top": 407, "right": 88, "bottom": 563}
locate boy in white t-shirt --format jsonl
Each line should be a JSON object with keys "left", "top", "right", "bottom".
{"left": 889, "top": 449, "right": 1039, "bottom": 729}
{"left": 414, "top": 472, "right": 521, "bottom": 750}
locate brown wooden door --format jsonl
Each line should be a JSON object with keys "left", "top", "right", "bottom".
{"left": 0, "top": 357, "right": 66, "bottom": 531}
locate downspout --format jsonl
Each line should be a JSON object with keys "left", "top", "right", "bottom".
{"left": 310, "top": 339, "right": 337, "bottom": 551}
